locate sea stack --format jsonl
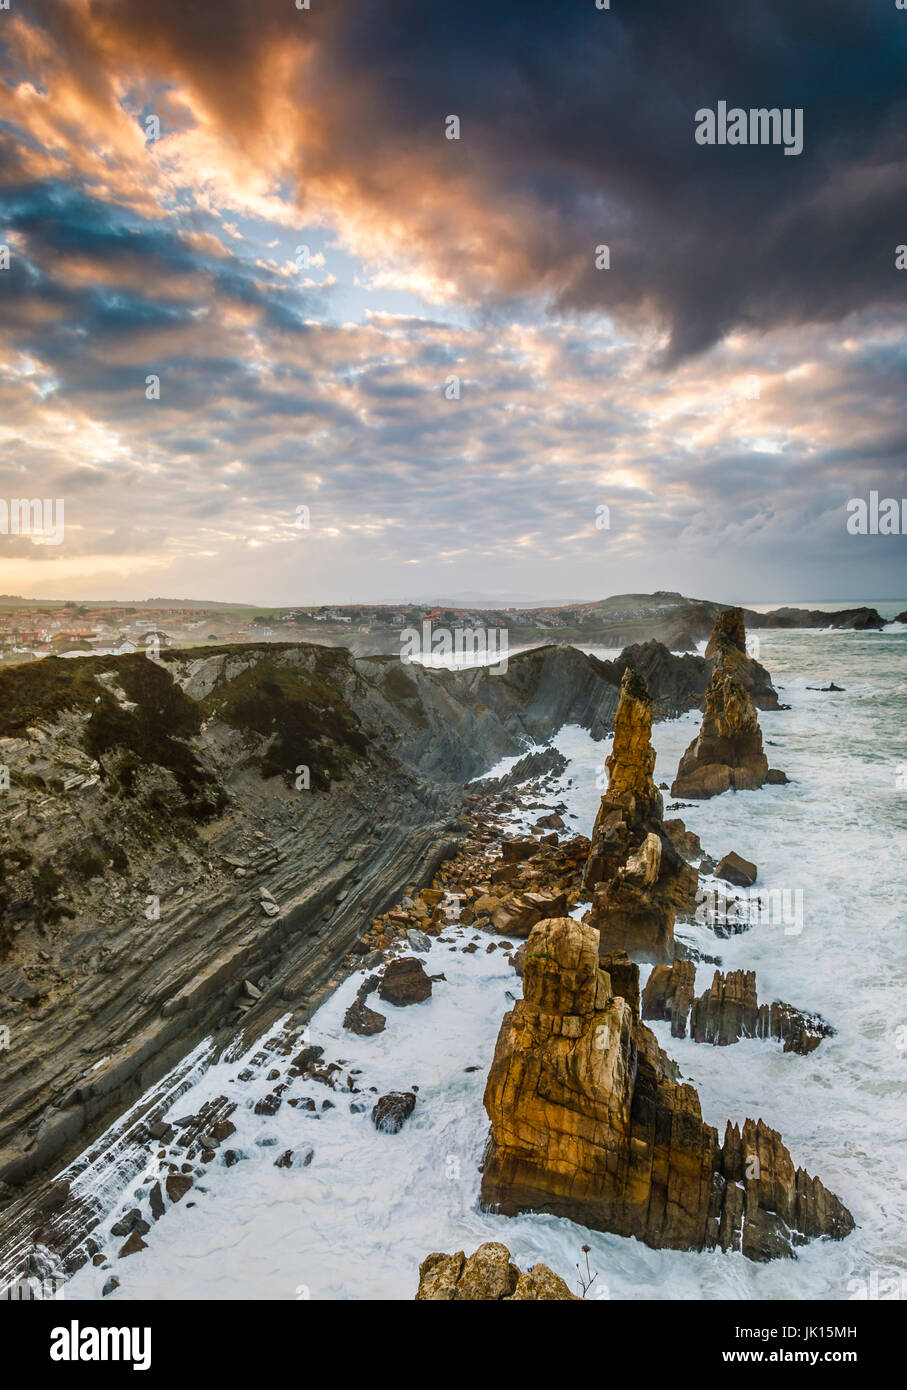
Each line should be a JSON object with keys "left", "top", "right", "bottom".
{"left": 671, "top": 611, "right": 779, "bottom": 798}
{"left": 480, "top": 917, "right": 854, "bottom": 1261}
{"left": 705, "top": 606, "right": 779, "bottom": 710}
{"left": 583, "top": 667, "right": 697, "bottom": 962}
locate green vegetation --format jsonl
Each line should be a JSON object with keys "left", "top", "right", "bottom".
{"left": 0, "top": 654, "right": 225, "bottom": 821}
{"left": 202, "top": 651, "right": 367, "bottom": 789}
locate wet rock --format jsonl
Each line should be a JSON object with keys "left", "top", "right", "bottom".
{"left": 102, "top": 1276, "right": 120, "bottom": 1297}
{"left": 415, "top": 1241, "right": 576, "bottom": 1300}
{"left": 253, "top": 1092, "right": 282, "bottom": 1117}
{"left": 371, "top": 1092, "right": 417, "bottom": 1134}
{"left": 715, "top": 852, "right": 757, "bottom": 887}
{"left": 378, "top": 957, "right": 432, "bottom": 1007}
{"left": 663, "top": 818, "right": 703, "bottom": 862}
{"left": 148, "top": 1182, "right": 165, "bottom": 1221}
{"left": 275, "top": 1146, "right": 314, "bottom": 1169}
{"left": 766, "top": 768, "right": 789, "bottom": 784}
{"left": 480, "top": 916, "right": 853, "bottom": 1259}
{"left": 110, "top": 1209, "right": 150, "bottom": 1239}
{"left": 343, "top": 997, "right": 387, "bottom": 1036}
{"left": 118, "top": 1231, "right": 147, "bottom": 1258}
{"left": 165, "top": 1174, "right": 193, "bottom": 1204}
{"left": 405, "top": 928, "right": 432, "bottom": 952}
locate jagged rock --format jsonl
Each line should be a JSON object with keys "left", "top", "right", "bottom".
{"left": 641, "top": 959, "right": 697, "bottom": 1037}
{"left": 480, "top": 917, "right": 853, "bottom": 1258}
{"left": 415, "top": 1241, "right": 577, "bottom": 1300}
{"left": 715, "top": 852, "right": 757, "bottom": 887}
{"left": 672, "top": 617, "right": 774, "bottom": 798}
{"left": 343, "top": 998, "right": 387, "bottom": 1036}
{"left": 706, "top": 607, "right": 779, "bottom": 710}
{"left": 583, "top": 669, "right": 697, "bottom": 963}
{"left": 274, "top": 1146, "right": 314, "bottom": 1168}
{"left": 378, "top": 957, "right": 432, "bottom": 1007}
{"left": 371, "top": 1092, "right": 416, "bottom": 1134}
{"left": 490, "top": 888, "right": 567, "bottom": 938}
{"left": 118, "top": 1230, "right": 147, "bottom": 1258}
{"left": 405, "top": 928, "right": 432, "bottom": 952}
{"left": 644, "top": 963, "right": 834, "bottom": 1054}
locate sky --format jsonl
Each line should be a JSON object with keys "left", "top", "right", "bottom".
{"left": 0, "top": 0, "right": 905, "bottom": 606}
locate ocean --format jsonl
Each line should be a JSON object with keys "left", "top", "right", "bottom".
{"left": 65, "top": 605, "right": 906, "bottom": 1300}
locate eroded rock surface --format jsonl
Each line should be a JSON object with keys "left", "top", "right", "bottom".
{"left": 643, "top": 962, "right": 834, "bottom": 1054}
{"left": 671, "top": 616, "right": 775, "bottom": 798}
{"left": 583, "top": 669, "right": 697, "bottom": 962}
{"left": 481, "top": 917, "right": 853, "bottom": 1259}
{"left": 415, "top": 1241, "right": 577, "bottom": 1300}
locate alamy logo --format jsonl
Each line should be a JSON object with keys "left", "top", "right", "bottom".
{"left": 695, "top": 102, "right": 803, "bottom": 156}
{"left": 845, "top": 491, "right": 905, "bottom": 535}
{"left": 50, "top": 1321, "right": 151, "bottom": 1371}
{"left": 0, "top": 498, "right": 64, "bottom": 545}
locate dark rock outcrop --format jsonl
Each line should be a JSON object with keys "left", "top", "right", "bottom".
{"left": 377, "top": 957, "right": 432, "bottom": 1007}
{"left": 415, "top": 1241, "right": 577, "bottom": 1300}
{"left": 671, "top": 617, "right": 774, "bottom": 798}
{"left": 643, "top": 962, "right": 834, "bottom": 1054}
{"left": 715, "top": 851, "right": 757, "bottom": 887}
{"left": 371, "top": 1092, "right": 416, "bottom": 1134}
{"left": 480, "top": 917, "right": 853, "bottom": 1259}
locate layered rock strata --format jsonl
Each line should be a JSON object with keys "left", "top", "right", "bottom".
{"left": 480, "top": 917, "right": 853, "bottom": 1259}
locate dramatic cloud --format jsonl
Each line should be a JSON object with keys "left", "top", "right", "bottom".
{"left": 0, "top": 0, "right": 904, "bottom": 602}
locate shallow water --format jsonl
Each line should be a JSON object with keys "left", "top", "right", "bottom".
{"left": 67, "top": 615, "right": 906, "bottom": 1301}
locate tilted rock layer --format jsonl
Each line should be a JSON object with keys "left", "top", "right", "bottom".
{"left": 480, "top": 917, "right": 853, "bottom": 1260}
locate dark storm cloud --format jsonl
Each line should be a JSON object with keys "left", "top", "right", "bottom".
{"left": 7, "top": 0, "right": 906, "bottom": 357}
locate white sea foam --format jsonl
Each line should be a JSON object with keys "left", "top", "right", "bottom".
{"left": 67, "top": 624, "right": 907, "bottom": 1301}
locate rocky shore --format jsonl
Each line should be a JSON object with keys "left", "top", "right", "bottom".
{"left": 0, "top": 612, "right": 855, "bottom": 1290}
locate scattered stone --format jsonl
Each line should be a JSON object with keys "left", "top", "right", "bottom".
{"left": 371, "top": 1092, "right": 417, "bottom": 1134}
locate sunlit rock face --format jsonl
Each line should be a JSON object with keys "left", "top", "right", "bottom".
{"left": 671, "top": 660, "right": 770, "bottom": 800}
{"left": 480, "top": 917, "right": 854, "bottom": 1261}
{"left": 583, "top": 668, "right": 697, "bottom": 963}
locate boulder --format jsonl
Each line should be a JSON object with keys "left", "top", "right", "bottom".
{"left": 343, "top": 998, "right": 387, "bottom": 1036}
{"left": 663, "top": 818, "right": 702, "bottom": 862}
{"left": 715, "top": 852, "right": 757, "bottom": 887}
{"left": 378, "top": 957, "right": 432, "bottom": 1007}
{"left": 480, "top": 917, "right": 853, "bottom": 1259}
{"left": 371, "top": 1091, "right": 417, "bottom": 1134}
{"left": 415, "top": 1242, "right": 577, "bottom": 1300}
